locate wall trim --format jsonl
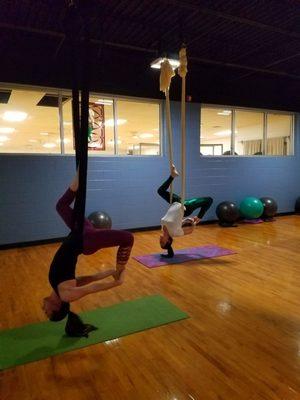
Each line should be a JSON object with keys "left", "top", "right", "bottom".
{"left": 0, "top": 212, "right": 296, "bottom": 250}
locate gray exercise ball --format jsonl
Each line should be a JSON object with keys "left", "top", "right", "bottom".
{"left": 88, "top": 211, "right": 112, "bottom": 229}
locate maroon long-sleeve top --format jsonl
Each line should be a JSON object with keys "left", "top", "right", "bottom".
{"left": 56, "top": 188, "right": 132, "bottom": 255}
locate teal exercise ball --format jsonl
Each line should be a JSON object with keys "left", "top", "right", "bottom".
{"left": 239, "top": 197, "right": 264, "bottom": 219}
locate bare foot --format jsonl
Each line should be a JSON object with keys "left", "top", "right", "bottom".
{"left": 171, "top": 164, "right": 179, "bottom": 178}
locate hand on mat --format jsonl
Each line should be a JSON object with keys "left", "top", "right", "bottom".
{"left": 65, "top": 312, "right": 98, "bottom": 338}
{"left": 161, "top": 253, "right": 174, "bottom": 258}
{"left": 65, "top": 323, "right": 98, "bottom": 338}
{"left": 83, "top": 324, "right": 98, "bottom": 337}
{"left": 193, "top": 217, "right": 201, "bottom": 225}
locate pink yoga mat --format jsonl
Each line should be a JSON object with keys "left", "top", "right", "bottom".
{"left": 134, "top": 245, "right": 236, "bottom": 268}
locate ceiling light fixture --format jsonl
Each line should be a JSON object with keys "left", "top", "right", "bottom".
{"left": 139, "top": 133, "right": 154, "bottom": 139}
{"left": 95, "top": 99, "right": 113, "bottom": 105}
{"left": 214, "top": 129, "right": 238, "bottom": 137}
{"left": 105, "top": 119, "right": 127, "bottom": 127}
{"left": 150, "top": 57, "right": 180, "bottom": 70}
{"left": 108, "top": 139, "right": 122, "bottom": 144}
{"left": 214, "top": 130, "right": 231, "bottom": 137}
{"left": 0, "top": 135, "right": 10, "bottom": 142}
{"left": 43, "top": 142, "right": 56, "bottom": 148}
{"left": 3, "top": 111, "right": 28, "bottom": 122}
{"left": 40, "top": 132, "right": 49, "bottom": 136}
{"left": 29, "top": 139, "right": 38, "bottom": 143}
{"left": 0, "top": 127, "right": 15, "bottom": 134}
{"left": 217, "top": 110, "right": 231, "bottom": 116}
{"left": 56, "top": 138, "right": 71, "bottom": 144}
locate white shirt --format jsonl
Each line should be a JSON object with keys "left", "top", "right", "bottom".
{"left": 161, "top": 202, "right": 184, "bottom": 237}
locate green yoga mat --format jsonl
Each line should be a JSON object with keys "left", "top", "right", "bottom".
{"left": 0, "top": 295, "right": 188, "bottom": 370}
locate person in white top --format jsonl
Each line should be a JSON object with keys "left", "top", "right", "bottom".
{"left": 159, "top": 165, "right": 200, "bottom": 257}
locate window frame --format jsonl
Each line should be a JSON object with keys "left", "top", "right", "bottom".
{"left": 200, "top": 103, "right": 295, "bottom": 157}
{"left": 112, "top": 96, "right": 162, "bottom": 157}
{"left": 0, "top": 82, "right": 162, "bottom": 157}
{"left": 200, "top": 143, "right": 224, "bottom": 156}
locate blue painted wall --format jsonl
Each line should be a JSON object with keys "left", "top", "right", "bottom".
{"left": 0, "top": 101, "right": 299, "bottom": 245}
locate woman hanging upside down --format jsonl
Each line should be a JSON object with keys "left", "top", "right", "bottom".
{"left": 43, "top": 171, "right": 134, "bottom": 334}
{"left": 158, "top": 165, "right": 213, "bottom": 257}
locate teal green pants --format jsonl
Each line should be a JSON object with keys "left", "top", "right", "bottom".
{"left": 157, "top": 176, "right": 213, "bottom": 218}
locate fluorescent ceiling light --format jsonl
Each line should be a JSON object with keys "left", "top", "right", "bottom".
{"left": 43, "top": 142, "right": 56, "bottom": 148}
{"left": 40, "top": 132, "right": 49, "bottom": 136}
{"left": 0, "top": 127, "right": 15, "bottom": 134}
{"left": 214, "top": 129, "right": 238, "bottom": 136}
{"left": 217, "top": 110, "right": 231, "bottom": 116}
{"left": 150, "top": 58, "right": 180, "bottom": 69}
{"left": 0, "top": 135, "right": 10, "bottom": 142}
{"left": 139, "top": 133, "right": 154, "bottom": 139}
{"left": 63, "top": 121, "right": 72, "bottom": 126}
{"left": 132, "top": 135, "right": 139, "bottom": 139}
{"left": 3, "top": 111, "right": 28, "bottom": 122}
{"left": 29, "top": 139, "right": 38, "bottom": 143}
{"left": 109, "top": 139, "right": 122, "bottom": 144}
{"left": 95, "top": 99, "right": 113, "bottom": 105}
{"left": 105, "top": 119, "right": 127, "bottom": 127}
{"left": 214, "top": 130, "right": 231, "bottom": 137}
{"left": 56, "top": 138, "right": 71, "bottom": 144}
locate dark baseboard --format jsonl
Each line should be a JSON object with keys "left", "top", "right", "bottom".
{"left": 0, "top": 212, "right": 297, "bottom": 250}
{"left": 277, "top": 211, "right": 296, "bottom": 216}
{"left": 0, "top": 237, "right": 66, "bottom": 250}
{"left": 128, "top": 225, "right": 161, "bottom": 232}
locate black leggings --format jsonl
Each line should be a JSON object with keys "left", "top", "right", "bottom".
{"left": 157, "top": 175, "right": 213, "bottom": 218}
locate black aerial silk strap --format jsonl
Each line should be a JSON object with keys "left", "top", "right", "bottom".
{"left": 66, "top": 2, "right": 90, "bottom": 240}
{"left": 74, "top": 27, "right": 90, "bottom": 236}
{"left": 72, "top": 83, "right": 80, "bottom": 168}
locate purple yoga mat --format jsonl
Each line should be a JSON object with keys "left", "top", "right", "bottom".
{"left": 134, "top": 245, "right": 236, "bottom": 268}
{"left": 243, "top": 218, "right": 264, "bottom": 224}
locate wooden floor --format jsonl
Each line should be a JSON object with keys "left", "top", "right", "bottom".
{"left": 1, "top": 216, "right": 300, "bottom": 400}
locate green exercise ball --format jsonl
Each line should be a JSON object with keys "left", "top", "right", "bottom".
{"left": 239, "top": 197, "right": 264, "bottom": 219}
